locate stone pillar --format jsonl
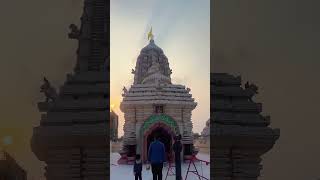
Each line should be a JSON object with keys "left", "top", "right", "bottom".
{"left": 122, "top": 107, "right": 136, "bottom": 146}
{"left": 82, "top": 147, "right": 108, "bottom": 178}
{"left": 211, "top": 148, "right": 233, "bottom": 180}
{"left": 182, "top": 109, "right": 193, "bottom": 144}
{"left": 44, "top": 148, "right": 73, "bottom": 180}
{"left": 232, "top": 149, "right": 262, "bottom": 180}
{"left": 135, "top": 121, "right": 143, "bottom": 155}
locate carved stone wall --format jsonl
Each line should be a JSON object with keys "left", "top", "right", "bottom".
{"left": 119, "top": 39, "right": 197, "bottom": 164}
{"left": 211, "top": 73, "right": 280, "bottom": 180}
{"left": 133, "top": 40, "right": 172, "bottom": 84}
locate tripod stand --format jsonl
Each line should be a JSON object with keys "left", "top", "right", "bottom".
{"left": 184, "top": 155, "right": 210, "bottom": 180}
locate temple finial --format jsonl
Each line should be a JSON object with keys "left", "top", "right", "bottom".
{"left": 147, "top": 27, "right": 154, "bottom": 41}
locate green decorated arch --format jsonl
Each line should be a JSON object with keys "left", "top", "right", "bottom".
{"left": 140, "top": 114, "right": 179, "bottom": 134}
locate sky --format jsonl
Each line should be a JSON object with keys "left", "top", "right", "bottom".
{"left": 213, "top": 1, "right": 320, "bottom": 180}
{"left": 110, "top": 0, "right": 210, "bottom": 136}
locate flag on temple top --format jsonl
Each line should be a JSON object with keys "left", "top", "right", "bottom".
{"left": 147, "top": 27, "right": 154, "bottom": 40}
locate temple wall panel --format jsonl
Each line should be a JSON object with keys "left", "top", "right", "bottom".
{"left": 122, "top": 110, "right": 136, "bottom": 145}
{"left": 142, "top": 107, "right": 153, "bottom": 120}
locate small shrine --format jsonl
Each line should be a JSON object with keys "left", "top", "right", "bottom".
{"left": 118, "top": 30, "right": 197, "bottom": 164}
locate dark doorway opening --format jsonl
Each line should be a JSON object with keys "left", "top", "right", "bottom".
{"left": 147, "top": 127, "right": 173, "bottom": 161}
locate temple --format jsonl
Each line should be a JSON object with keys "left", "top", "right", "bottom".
{"left": 31, "top": 0, "right": 109, "bottom": 179}
{"left": 211, "top": 73, "right": 280, "bottom": 179}
{"left": 118, "top": 31, "right": 197, "bottom": 164}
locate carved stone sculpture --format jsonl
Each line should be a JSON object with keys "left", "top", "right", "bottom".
{"left": 40, "top": 77, "right": 57, "bottom": 102}
{"left": 122, "top": 86, "right": 128, "bottom": 97}
{"left": 245, "top": 81, "right": 259, "bottom": 101}
{"left": 68, "top": 24, "right": 80, "bottom": 39}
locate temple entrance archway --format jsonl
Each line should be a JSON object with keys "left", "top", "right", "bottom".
{"left": 141, "top": 115, "right": 179, "bottom": 162}
{"left": 146, "top": 126, "right": 172, "bottom": 161}
{"left": 143, "top": 122, "right": 175, "bottom": 162}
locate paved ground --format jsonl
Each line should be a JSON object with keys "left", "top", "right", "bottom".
{"left": 110, "top": 152, "right": 210, "bottom": 180}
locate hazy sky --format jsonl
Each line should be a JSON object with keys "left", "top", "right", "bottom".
{"left": 213, "top": 1, "right": 320, "bottom": 180}
{"left": 110, "top": 0, "right": 210, "bottom": 136}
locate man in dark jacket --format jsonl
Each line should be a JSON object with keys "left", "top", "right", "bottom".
{"left": 173, "top": 135, "right": 182, "bottom": 180}
{"left": 148, "top": 134, "right": 166, "bottom": 180}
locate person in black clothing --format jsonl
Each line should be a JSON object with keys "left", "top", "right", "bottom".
{"left": 133, "top": 154, "right": 143, "bottom": 180}
{"left": 173, "top": 135, "right": 182, "bottom": 180}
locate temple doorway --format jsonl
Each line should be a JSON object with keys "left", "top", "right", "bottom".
{"left": 144, "top": 126, "right": 174, "bottom": 162}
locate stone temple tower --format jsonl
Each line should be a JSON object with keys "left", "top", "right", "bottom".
{"left": 119, "top": 32, "right": 197, "bottom": 164}
{"left": 31, "top": 0, "right": 109, "bottom": 179}
{"left": 211, "top": 73, "right": 280, "bottom": 180}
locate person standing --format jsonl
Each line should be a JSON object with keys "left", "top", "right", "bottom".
{"left": 148, "top": 134, "right": 166, "bottom": 180}
{"left": 173, "top": 135, "right": 182, "bottom": 180}
{"left": 133, "top": 154, "right": 143, "bottom": 180}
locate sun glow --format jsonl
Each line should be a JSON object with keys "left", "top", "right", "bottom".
{"left": 110, "top": 104, "right": 115, "bottom": 111}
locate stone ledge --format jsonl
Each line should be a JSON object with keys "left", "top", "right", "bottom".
{"left": 60, "top": 83, "right": 108, "bottom": 95}
{"left": 66, "top": 72, "right": 108, "bottom": 84}
{"left": 38, "top": 99, "right": 108, "bottom": 112}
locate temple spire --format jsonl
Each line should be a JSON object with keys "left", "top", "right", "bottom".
{"left": 147, "top": 27, "right": 154, "bottom": 41}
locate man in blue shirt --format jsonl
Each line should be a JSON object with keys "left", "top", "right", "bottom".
{"left": 148, "top": 134, "right": 166, "bottom": 180}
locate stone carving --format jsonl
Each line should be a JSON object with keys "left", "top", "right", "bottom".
{"left": 147, "top": 60, "right": 160, "bottom": 75}
{"left": 140, "top": 114, "right": 178, "bottom": 133}
{"left": 141, "top": 59, "right": 171, "bottom": 85}
{"left": 245, "top": 81, "right": 259, "bottom": 101}
{"left": 40, "top": 77, "right": 57, "bottom": 102}
{"left": 81, "top": 5, "right": 89, "bottom": 21}
{"left": 133, "top": 39, "right": 171, "bottom": 84}
{"left": 68, "top": 24, "right": 80, "bottom": 39}
{"left": 122, "top": 86, "right": 128, "bottom": 96}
